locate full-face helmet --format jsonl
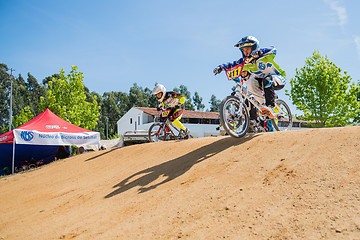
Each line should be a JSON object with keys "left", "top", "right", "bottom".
{"left": 234, "top": 36, "right": 260, "bottom": 57}
{"left": 151, "top": 84, "right": 166, "bottom": 102}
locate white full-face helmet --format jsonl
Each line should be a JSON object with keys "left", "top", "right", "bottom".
{"left": 152, "top": 83, "right": 166, "bottom": 102}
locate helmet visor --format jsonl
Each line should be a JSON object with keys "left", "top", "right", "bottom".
{"left": 238, "top": 42, "right": 254, "bottom": 50}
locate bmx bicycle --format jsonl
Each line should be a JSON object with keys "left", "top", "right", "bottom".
{"left": 217, "top": 61, "right": 293, "bottom": 138}
{"left": 148, "top": 108, "right": 193, "bottom": 142}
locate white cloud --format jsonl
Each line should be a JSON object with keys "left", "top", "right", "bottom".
{"left": 354, "top": 35, "right": 360, "bottom": 59}
{"left": 324, "top": 0, "right": 348, "bottom": 28}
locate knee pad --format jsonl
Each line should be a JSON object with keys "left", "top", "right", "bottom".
{"left": 272, "top": 75, "right": 286, "bottom": 90}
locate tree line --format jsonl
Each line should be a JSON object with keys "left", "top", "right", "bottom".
{"left": 0, "top": 64, "right": 221, "bottom": 139}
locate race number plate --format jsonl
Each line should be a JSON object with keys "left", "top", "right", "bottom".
{"left": 161, "top": 110, "right": 170, "bottom": 117}
{"left": 225, "top": 63, "right": 243, "bottom": 81}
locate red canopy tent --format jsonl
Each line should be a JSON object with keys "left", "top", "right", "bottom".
{"left": 0, "top": 109, "right": 100, "bottom": 173}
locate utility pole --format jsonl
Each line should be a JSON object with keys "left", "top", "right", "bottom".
{"left": 9, "top": 68, "right": 14, "bottom": 131}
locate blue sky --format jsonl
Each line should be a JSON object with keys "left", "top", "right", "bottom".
{"left": 1, "top": 0, "right": 359, "bottom": 115}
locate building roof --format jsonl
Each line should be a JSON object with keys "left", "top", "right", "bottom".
{"left": 134, "top": 107, "right": 219, "bottom": 119}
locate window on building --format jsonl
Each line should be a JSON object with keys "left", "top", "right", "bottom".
{"left": 138, "top": 116, "right": 141, "bottom": 125}
{"left": 181, "top": 118, "right": 219, "bottom": 124}
{"left": 188, "top": 118, "right": 201, "bottom": 124}
{"left": 183, "top": 118, "right": 190, "bottom": 123}
{"left": 130, "top": 118, "right": 132, "bottom": 124}
{"left": 203, "top": 119, "right": 210, "bottom": 124}
{"left": 211, "top": 119, "right": 220, "bottom": 124}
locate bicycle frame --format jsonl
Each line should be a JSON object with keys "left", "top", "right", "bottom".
{"left": 154, "top": 117, "right": 183, "bottom": 140}
{"left": 223, "top": 57, "right": 268, "bottom": 116}
{"left": 231, "top": 79, "right": 267, "bottom": 119}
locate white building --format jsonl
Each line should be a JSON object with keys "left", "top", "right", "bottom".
{"left": 117, "top": 107, "right": 221, "bottom": 138}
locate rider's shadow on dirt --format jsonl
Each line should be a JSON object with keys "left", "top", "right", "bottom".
{"left": 105, "top": 134, "right": 258, "bottom": 198}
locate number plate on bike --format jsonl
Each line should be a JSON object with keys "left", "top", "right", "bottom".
{"left": 161, "top": 110, "right": 170, "bottom": 117}
{"left": 225, "top": 63, "right": 243, "bottom": 81}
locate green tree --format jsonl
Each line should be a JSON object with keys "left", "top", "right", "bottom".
{"left": 12, "top": 74, "right": 28, "bottom": 118}
{"left": 0, "top": 65, "right": 48, "bottom": 134}
{"left": 145, "top": 86, "right": 159, "bottom": 108}
{"left": 128, "top": 83, "right": 150, "bottom": 107}
{"left": 127, "top": 83, "right": 159, "bottom": 109}
{"left": 26, "top": 73, "right": 47, "bottom": 115}
{"left": 193, "top": 91, "right": 205, "bottom": 111}
{"left": 92, "top": 92, "right": 105, "bottom": 138}
{"left": 12, "top": 106, "right": 34, "bottom": 129}
{"left": 286, "top": 50, "right": 360, "bottom": 127}
{"left": 0, "top": 64, "right": 10, "bottom": 133}
{"left": 354, "top": 81, "right": 360, "bottom": 123}
{"left": 42, "top": 73, "right": 60, "bottom": 87}
{"left": 100, "top": 92, "right": 121, "bottom": 139}
{"left": 115, "top": 91, "right": 131, "bottom": 116}
{"left": 39, "top": 66, "right": 100, "bottom": 130}
{"left": 209, "top": 94, "right": 221, "bottom": 112}
{"left": 7, "top": 73, "right": 46, "bottom": 121}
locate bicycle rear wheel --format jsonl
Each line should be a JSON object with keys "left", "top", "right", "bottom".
{"left": 272, "top": 99, "right": 292, "bottom": 131}
{"left": 148, "top": 123, "right": 167, "bottom": 142}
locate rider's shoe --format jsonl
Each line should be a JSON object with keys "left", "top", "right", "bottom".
{"left": 179, "top": 129, "right": 190, "bottom": 139}
{"left": 184, "top": 129, "right": 190, "bottom": 139}
{"left": 266, "top": 119, "right": 274, "bottom": 132}
{"left": 261, "top": 105, "right": 276, "bottom": 119}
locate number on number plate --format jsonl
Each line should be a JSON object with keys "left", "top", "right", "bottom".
{"left": 225, "top": 64, "right": 243, "bottom": 80}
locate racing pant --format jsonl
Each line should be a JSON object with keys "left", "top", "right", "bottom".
{"left": 169, "top": 108, "right": 186, "bottom": 131}
{"left": 247, "top": 74, "right": 285, "bottom": 120}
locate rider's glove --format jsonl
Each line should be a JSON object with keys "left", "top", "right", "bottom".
{"left": 156, "top": 107, "right": 162, "bottom": 111}
{"left": 213, "top": 66, "right": 222, "bottom": 75}
{"left": 231, "top": 91, "right": 236, "bottom": 96}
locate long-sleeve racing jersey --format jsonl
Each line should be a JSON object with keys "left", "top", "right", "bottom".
{"left": 219, "top": 47, "right": 286, "bottom": 79}
{"left": 159, "top": 91, "right": 186, "bottom": 109}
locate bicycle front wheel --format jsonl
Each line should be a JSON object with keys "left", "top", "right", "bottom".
{"left": 272, "top": 99, "right": 292, "bottom": 131}
{"left": 148, "top": 123, "right": 167, "bottom": 142}
{"left": 219, "top": 96, "right": 249, "bottom": 138}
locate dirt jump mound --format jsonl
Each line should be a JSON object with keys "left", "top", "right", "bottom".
{"left": 1, "top": 126, "right": 359, "bottom": 239}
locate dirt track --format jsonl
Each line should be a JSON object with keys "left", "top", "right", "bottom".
{"left": 1, "top": 126, "right": 360, "bottom": 239}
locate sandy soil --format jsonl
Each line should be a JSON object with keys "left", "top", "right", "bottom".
{"left": 0, "top": 126, "right": 360, "bottom": 240}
